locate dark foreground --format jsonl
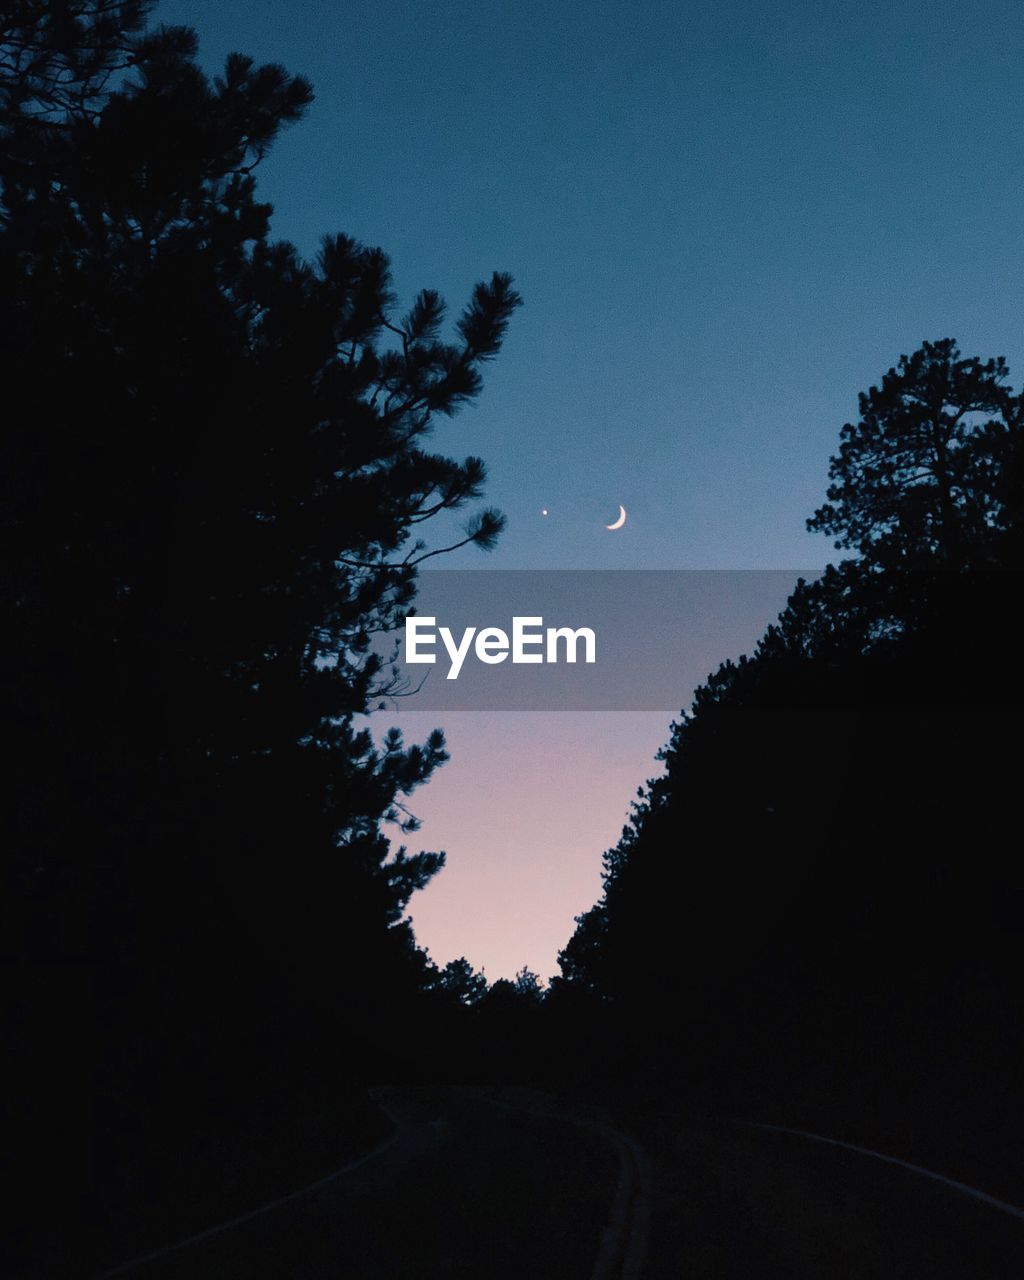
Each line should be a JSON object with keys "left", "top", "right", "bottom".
{"left": 91, "top": 1086, "right": 1023, "bottom": 1280}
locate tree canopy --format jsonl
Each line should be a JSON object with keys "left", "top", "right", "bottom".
{"left": 807, "top": 338, "right": 1019, "bottom": 569}
{"left": 2, "top": 9, "right": 521, "bottom": 1261}
{"left": 557, "top": 341, "right": 1023, "bottom": 1154}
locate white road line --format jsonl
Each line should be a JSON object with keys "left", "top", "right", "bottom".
{"left": 95, "top": 1110, "right": 402, "bottom": 1278}
{"left": 620, "top": 1133, "right": 652, "bottom": 1280}
{"left": 742, "top": 1120, "right": 1024, "bottom": 1223}
{"left": 469, "top": 1088, "right": 651, "bottom": 1280}
{"left": 588, "top": 1125, "right": 635, "bottom": 1280}
{"left": 582, "top": 1118, "right": 651, "bottom": 1280}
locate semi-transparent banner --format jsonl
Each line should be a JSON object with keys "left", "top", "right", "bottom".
{"left": 374, "top": 569, "right": 814, "bottom": 711}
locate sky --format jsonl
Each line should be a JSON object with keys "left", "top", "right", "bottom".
{"left": 161, "top": 0, "right": 1024, "bottom": 978}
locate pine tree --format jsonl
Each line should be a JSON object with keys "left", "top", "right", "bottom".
{"left": 558, "top": 342, "right": 1024, "bottom": 1115}
{"left": 807, "top": 338, "right": 1020, "bottom": 569}
{"left": 2, "top": 0, "right": 520, "bottom": 1105}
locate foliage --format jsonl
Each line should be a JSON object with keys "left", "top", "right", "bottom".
{"left": 807, "top": 338, "right": 1020, "bottom": 569}
{"left": 1, "top": 9, "right": 523, "bottom": 1226}
{"left": 559, "top": 341, "right": 1024, "bottom": 1123}
{"left": 435, "top": 956, "right": 489, "bottom": 1006}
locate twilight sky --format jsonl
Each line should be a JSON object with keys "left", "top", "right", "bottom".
{"left": 161, "top": 0, "right": 1024, "bottom": 978}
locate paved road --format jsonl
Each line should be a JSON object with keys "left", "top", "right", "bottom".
{"left": 104, "top": 1087, "right": 621, "bottom": 1279}
{"left": 635, "top": 1107, "right": 1024, "bottom": 1279}
{"left": 98, "top": 1088, "right": 1024, "bottom": 1279}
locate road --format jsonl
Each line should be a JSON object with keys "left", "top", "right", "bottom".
{"left": 97, "top": 1087, "right": 1024, "bottom": 1279}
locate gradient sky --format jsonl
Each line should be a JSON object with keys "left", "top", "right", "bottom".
{"left": 161, "top": 0, "right": 1024, "bottom": 978}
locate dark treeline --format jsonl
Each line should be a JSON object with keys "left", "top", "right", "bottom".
{"left": 555, "top": 339, "right": 1024, "bottom": 1197}
{"left": 1, "top": 4, "right": 521, "bottom": 1273}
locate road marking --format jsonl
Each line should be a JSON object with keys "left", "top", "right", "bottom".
{"left": 588, "top": 1123, "right": 634, "bottom": 1280}
{"left": 98, "top": 1090, "right": 655, "bottom": 1279}
{"left": 743, "top": 1121, "right": 1024, "bottom": 1223}
{"left": 583, "top": 1120, "right": 652, "bottom": 1280}
{"left": 95, "top": 1110, "right": 402, "bottom": 1277}
{"left": 469, "top": 1088, "right": 651, "bottom": 1280}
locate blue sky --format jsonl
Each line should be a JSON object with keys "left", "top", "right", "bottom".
{"left": 160, "top": 0, "right": 1024, "bottom": 572}
{"left": 159, "top": 0, "right": 1024, "bottom": 975}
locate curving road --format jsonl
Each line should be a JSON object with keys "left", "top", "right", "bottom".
{"left": 96, "top": 1088, "right": 1024, "bottom": 1279}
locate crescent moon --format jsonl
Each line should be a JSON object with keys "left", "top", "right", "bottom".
{"left": 606, "top": 505, "right": 627, "bottom": 531}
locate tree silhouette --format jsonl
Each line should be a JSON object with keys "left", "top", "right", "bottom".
{"left": 0, "top": 2, "right": 148, "bottom": 126}
{"left": 3, "top": 0, "right": 519, "bottom": 974}
{"left": 436, "top": 956, "right": 489, "bottom": 1007}
{"left": 559, "top": 342, "right": 1024, "bottom": 1188}
{"left": 807, "top": 338, "right": 1020, "bottom": 569}
{"left": 512, "top": 966, "right": 544, "bottom": 1002}
{"left": 2, "top": 6, "right": 520, "bottom": 1265}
